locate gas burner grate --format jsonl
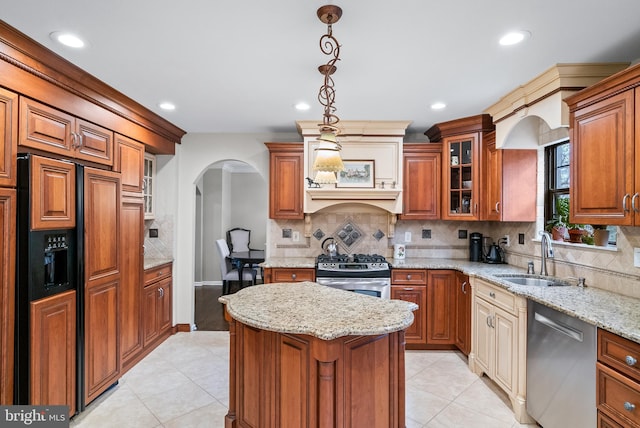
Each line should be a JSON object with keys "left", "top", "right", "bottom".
{"left": 317, "top": 254, "right": 349, "bottom": 264}
{"left": 352, "top": 254, "right": 388, "bottom": 263}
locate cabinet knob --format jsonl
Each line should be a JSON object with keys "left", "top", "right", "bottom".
{"left": 624, "top": 402, "right": 636, "bottom": 412}
{"left": 626, "top": 355, "right": 638, "bottom": 366}
{"left": 489, "top": 291, "right": 496, "bottom": 298}
{"left": 157, "top": 271, "right": 163, "bottom": 276}
{"left": 406, "top": 274, "right": 412, "bottom": 280}
{"left": 291, "top": 273, "right": 297, "bottom": 280}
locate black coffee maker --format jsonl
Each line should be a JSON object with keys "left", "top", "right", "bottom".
{"left": 469, "top": 232, "right": 483, "bottom": 262}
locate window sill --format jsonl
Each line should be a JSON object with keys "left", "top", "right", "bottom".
{"left": 532, "top": 238, "right": 618, "bottom": 252}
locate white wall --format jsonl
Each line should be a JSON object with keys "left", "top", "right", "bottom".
{"left": 169, "top": 132, "right": 298, "bottom": 327}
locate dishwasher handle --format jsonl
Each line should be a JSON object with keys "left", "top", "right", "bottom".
{"left": 534, "top": 311, "right": 584, "bottom": 342}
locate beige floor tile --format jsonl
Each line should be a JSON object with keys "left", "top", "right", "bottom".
{"left": 405, "top": 382, "right": 452, "bottom": 424}
{"left": 425, "top": 401, "right": 514, "bottom": 428}
{"left": 140, "top": 380, "right": 215, "bottom": 423}
{"left": 163, "top": 400, "right": 229, "bottom": 428}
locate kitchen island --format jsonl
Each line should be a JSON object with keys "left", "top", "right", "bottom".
{"left": 218, "top": 281, "right": 418, "bottom": 428}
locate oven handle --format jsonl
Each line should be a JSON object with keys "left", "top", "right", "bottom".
{"left": 315, "top": 278, "right": 390, "bottom": 287}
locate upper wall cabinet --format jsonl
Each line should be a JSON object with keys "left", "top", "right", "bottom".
{"left": 482, "top": 131, "right": 537, "bottom": 222}
{"left": 265, "top": 142, "right": 304, "bottom": 220}
{"left": 565, "top": 63, "right": 640, "bottom": 226}
{"left": 114, "top": 134, "right": 145, "bottom": 194}
{"left": 143, "top": 153, "right": 156, "bottom": 220}
{"left": 400, "top": 143, "right": 441, "bottom": 220}
{"left": 426, "top": 114, "right": 494, "bottom": 221}
{"left": 19, "top": 97, "right": 114, "bottom": 167}
{"left": 0, "top": 88, "right": 17, "bottom": 188}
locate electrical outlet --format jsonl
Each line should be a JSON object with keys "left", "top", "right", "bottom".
{"left": 518, "top": 233, "right": 525, "bottom": 245}
{"left": 458, "top": 230, "right": 468, "bottom": 239}
{"left": 282, "top": 228, "right": 292, "bottom": 238}
{"left": 292, "top": 231, "right": 300, "bottom": 242}
{"left": 422, "top": 229, "right": 431, "bottom": 239}
{"left": 634, "top": 248, "right": 640, "bottom": 267}
{"left": 404, "top": 231, "right": 412, "bottom": 242}
{"left": 503, "top": 235, "right": 510, "bottom": 247}
{"left": 149, "top": 228, "right": 159, "bottom": 238}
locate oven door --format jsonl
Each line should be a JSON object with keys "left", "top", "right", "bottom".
{"left": 315, "top": 277, "right": 390, "bottom": 299}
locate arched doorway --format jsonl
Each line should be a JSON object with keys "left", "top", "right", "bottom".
{"left": 193, "top": 159, "right": 268, "bottom": 330}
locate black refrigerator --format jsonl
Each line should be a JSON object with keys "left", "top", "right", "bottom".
{"left": 14, "top": 154, "right": 86, "bottom": 416}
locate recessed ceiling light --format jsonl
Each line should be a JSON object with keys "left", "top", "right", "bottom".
{"left": 159, "top": 102, "right": 176, "bottom": 111}
{"left": 295, "top": 102, "right": 311, "bottom": 111}
{"left": 49, "top": 31, "right": 85, "bottom": 48}
{"left": 499, "top": 30, "right": 530, "bottom": 46}
{"left": 431, "top": 102, "right": 446, "bottom": 110}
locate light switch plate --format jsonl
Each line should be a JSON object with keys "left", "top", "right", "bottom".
{"left": 404, "top": 231, "right": 412, "bottom": 242}
{"left": 634, "top": 248, "right": 640, "bottom": 267}
{"left": 292, "top": 231, "right": 300, "bottom": 242}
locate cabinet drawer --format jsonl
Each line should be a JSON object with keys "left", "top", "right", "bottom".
{"left": 144, "top": 263, "right": 172, "bottom": 286}
{"left": 597, "top": 362, "right": 640, "bottom": 427}
{"left": 475, "top": 280, "right": 516, "bottom": 314}
{"left": 599, "top": 329, "right": 640, "bottom": 383}
{"left": 271, "top": 268, "right": 315, "bottom": 283}
{"left": 391, "top": 269, "right": 427, "bottom": 285}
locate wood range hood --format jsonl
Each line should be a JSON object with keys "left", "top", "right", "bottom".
{"left": 484, "top": 63, "right": 630, "bottom": 148}
{"left": 297, "top": 120, "right": 411, "bottom": 215}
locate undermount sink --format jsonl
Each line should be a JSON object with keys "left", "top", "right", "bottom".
{"left": 495, "top": 275, "right": 570, "bottom": 287}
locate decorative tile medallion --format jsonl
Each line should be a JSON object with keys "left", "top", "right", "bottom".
{"left": 333, "top": 218, "right": 364, "bottom": 250}
{"left": 313, "top": 229, "right": 325, "bottom": 240}
{"left": 373, "top": 229, "right": 385, "bottom": 241}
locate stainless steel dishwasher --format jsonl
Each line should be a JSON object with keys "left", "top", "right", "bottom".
{"left": 527, "top": 300, "right": 597, "bottom": 428}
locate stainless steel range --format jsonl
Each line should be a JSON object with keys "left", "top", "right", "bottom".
{"left": 315, "top": 254, "right": 391, "bottom": 299}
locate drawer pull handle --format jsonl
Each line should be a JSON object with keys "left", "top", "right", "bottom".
{"left": 489, "top": 292, "right": 496, "bottom": 298}
{"left": 403, "top": 287, "right": 414, "bottom": 291}
{"left": 461, "top": 281, "right": 467, "bottom": 294}
{"left": 626, "top": 355, "right": 638, "bottom": 366}
{"left": 624, "top": 402, "right": 636, "bottom": 412}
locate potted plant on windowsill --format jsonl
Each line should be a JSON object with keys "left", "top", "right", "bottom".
{"left": 546, "top": 197, "right": 569, "bottom": 241}
{"left": 591, "top": 225, "right": 610, "bottom": 246}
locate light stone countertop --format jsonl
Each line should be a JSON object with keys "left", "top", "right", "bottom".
{"left": 262, "top": 257, "right": 640, "bottom": 344}
{"left": 143, "top": 257, "right": 174, "bottom": 270}
{"left": 218, "top": 281, "right": 418, "bottom": 340}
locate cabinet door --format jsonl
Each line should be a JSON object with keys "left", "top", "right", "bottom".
{"left": 84, "top": 280, "right": 119, "bottom": 404}
{"left": 501, "top": 149, "right": 537, "bottom": 221}
{"left": 571, "top": 90, "right": 634, "bottom": 225}
{"left": 30, "top": 290, "right": 76, "bottom": 416}
{"left": 119, "top": 197, "right": 144, "bottom": 369}
{"left": 400, "top": 145, "right": 441, "bottom": 220}
{"left": 0, "top": 88, "right": 17, "bottom": 187}
{"left": 19, "top": 97, "right": 74, "bottom": 156}
{"left": 74, "top": 119, "right": 113, "bottom": 166}
{"left": 455, "top": 273, "right": 471, "bottom": 355}
{"left": 158, "top": 278, "right": 172, "bottom": 334}
{"left": 493, "top": 307, "right": 517, "bottom": 395}
{"left": 143, "top": 153, "right": 155, "bottom": 219}
{"left": 391, "top": 285, "right": 426, "bottom": 345}
{"left": 442, "top": 133, "right": 481, "bottom": 220}
{"left": 142, "top": 284, "right": 160, "bottom": 347}
{"left": 0, "top": 189, "right": 15, "bottom": 404}
{"left": 426, "top": 270, "right": 456, "bottom": 345}
{"left": 30, "top": 156, "right": 75, "bottom": 230}
{"left": 83, "top": 167, "right": 121, "bottom": 404}
{"left": 114, "top": 134, "right": 144, "bottom": 194}
{"left": 473, "top": 297, "right": 493, "bottom": 376}
{"left": 266, "top": 143, "right": 304, "bottom": 219}
{"left": 483, "top": 134, "right": 502, "bottom": 221}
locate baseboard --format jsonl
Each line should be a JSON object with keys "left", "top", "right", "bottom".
{"left": 174, "top": 323, "right": 192, "bottom": 333}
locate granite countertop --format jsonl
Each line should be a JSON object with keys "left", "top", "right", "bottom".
{"left": 394, "top": 257, "right": 640, "bottom": 344}
{"left": 218, "top": 281, "right": 418, "bottom": 340}
{"left": 144, "top": 257, "right": 174, "bottom": 270}
{"left": 262, "top": 257, "right": 640, "bottom": 344}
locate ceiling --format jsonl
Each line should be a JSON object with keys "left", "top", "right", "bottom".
{"left": 2, "top": 0, "right": 640, "bottom": 137}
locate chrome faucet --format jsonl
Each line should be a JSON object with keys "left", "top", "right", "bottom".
{"left": 539, "top": 231, "right": 554, "bottom": 276}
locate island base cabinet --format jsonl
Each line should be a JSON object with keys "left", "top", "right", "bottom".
{"left": 226, "top": 318, "right": 406, "bottom": 428}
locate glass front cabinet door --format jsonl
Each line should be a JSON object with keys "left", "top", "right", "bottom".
{"left": 443, "top": 133, "right": 480, "bottom": 220}
{"left": 143, "top": 153, "right": 156, "bottom": 220}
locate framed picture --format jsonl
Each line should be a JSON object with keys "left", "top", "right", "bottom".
{"left": 336, "top": 160, "right": 375, "bottom": 188}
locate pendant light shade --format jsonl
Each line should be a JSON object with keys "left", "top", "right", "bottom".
{"left": 313, "top": 170, "right": 338, "bottom": 184}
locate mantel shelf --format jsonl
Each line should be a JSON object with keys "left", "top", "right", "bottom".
{"left": 306, "top": 188, "right": 400, "bottom": 200}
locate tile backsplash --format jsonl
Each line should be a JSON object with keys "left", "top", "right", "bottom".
{"left": 144, "top": 214, "right": 174, "bottom": 259}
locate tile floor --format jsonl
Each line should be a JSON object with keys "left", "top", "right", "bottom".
{"left": 70, "top": 330, "right": 539, "bottom": 428}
